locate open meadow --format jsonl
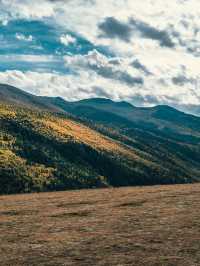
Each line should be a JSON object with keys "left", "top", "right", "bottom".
{"left": 1, "top": 184, "right": 200, "bottom": 266}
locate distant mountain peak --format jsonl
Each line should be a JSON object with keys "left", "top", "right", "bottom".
{"left": 75, "top": 97, "right": 134, "bottom": 108}
{"left": 77, "top": 98, "right": 114, "bottom": 104}
{"left": 153, "top": 105, "right": 178, "bottom": 111}
{"left": 116, "top": 101, "right": 134, "bottom": 108}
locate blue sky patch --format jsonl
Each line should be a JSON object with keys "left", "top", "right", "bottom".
{"left": 0, "top": 19, "right": 113, "bottom": 73}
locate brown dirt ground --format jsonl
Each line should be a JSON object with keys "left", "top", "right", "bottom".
{"left": 1, "top": 184, "right": 200, "bottom": 266}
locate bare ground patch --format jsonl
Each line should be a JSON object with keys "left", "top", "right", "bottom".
{"left": 1, "top": 184, "right": 200, "bottom": 266}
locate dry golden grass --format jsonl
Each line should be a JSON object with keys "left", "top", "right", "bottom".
{"left": 40, "top": 117, "right": 155, "bottom": 166}
{"left": 1, "top": 184, "right": 200, "bottom": 266}
{"left": 42, "top": 118, "right": 133, "bottom": 154}
{"left": 0, "top": 102, "right": 142, "bottom": 162}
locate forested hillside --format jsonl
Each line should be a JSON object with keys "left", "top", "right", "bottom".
{"left": 0, "top": 84, "right": 200, "bottom": 194}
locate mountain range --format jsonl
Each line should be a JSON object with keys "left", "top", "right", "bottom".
{"left": 1, "top": 83, "right": 200, "bottom": 194}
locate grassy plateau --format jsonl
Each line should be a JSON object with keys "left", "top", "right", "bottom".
{"left": 1, "top": 184, "right": 200, "bottom": 266}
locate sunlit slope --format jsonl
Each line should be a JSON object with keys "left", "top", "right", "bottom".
{"left": 1, "top": 84, "right": 200, "bottom": 194}
{"left": 0, "top": 103, "right": 170, "bottom": 194}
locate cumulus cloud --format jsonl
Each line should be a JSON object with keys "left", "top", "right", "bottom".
{"left": 0, "top": 0, "right": 55, "bottom": 20}
{"left": 64, "top": 50, "right": 144, "bottom": 86}
{"left": 0, "top": 54, "right": 57, "bottom": 63}
{"left": 0, "top": 70, "right": 126, "bottom": 100}
{"left": 16, "top": 33, "right": 33, "bottom": 42}
{"left": 0, "top": 59, "right": 199, "bottom": 110}
{"left": 0, "top": 0, "right": 200, "bottom": 113}
{"left": 60, "top": 34, "right": 76, "bottom": 46}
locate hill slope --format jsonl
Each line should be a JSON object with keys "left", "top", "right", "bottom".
{"left": 0, "top": 84, "right": 59, "bottom": 111}
{"left": 1, "top": 83, "right": 200, "bottom": 135}
{"left": 0, "top": 84, "right": 200, "bottom": 194}
{"left": 63, "top": 98, "right": 200, "bottom": 136}
{"left": 0, "top": 103, "right": 167, "bottom": 194}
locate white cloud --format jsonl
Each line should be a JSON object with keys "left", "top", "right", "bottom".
{"left": 0, "top": 52, "right": 199, "bottom": 108}
{"left": 2, "top": 1, "right": 200, "bottom": 56}
{"left": 0, "top": 54, "right": 58, "bottom": 63}
{"left": 0, "top": 0, "right": 55, "bottom": 20}
{"left": 1, "top": 0, "right": 200, "bottom": 109}
{"left": 1, "top": 19, "right": 8, "bottom": 26}
{"left": 16, "top": 33, "right": 33, "bottom": 42}
{"left": 64, "top": 50, "right": 144, "bottom": 86}
{"left": 60, "top": 34, "right": 76, "bottom": 46}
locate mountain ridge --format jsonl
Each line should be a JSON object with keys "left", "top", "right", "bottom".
{"left": 1, "top": 83, "right": 198, "bottom": 118}
{"left": 0, "top": 83, "right": 200, "bottom": 194}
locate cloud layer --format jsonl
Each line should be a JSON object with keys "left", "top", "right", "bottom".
{"left": 0, "top": 0, "right": 200, "bottom": 114}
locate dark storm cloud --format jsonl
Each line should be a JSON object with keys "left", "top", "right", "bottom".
{"left": 131, "top": 59, "right": 152, "bottom": 75}
{"left": 108, "top": 58, "right": 122, "bottom": 65}
{"left": 117, "top": 71, "right": 143, "bottom": 86}
{"left": 92, "top": 86, "right": 112, "bottom": 98}
{"left": 88, "top": 63, "right": 144, "bottom": 86}
{"left": 130, "top": 18, "right": 175, "bottom": 47}
{"left": 172, "top": 75, "right": 194, "bottom": 86}
{"left": 98, "top": 16, "right": 175, "bottom": 48}
{"left": 98, "top": 17, "right": 133, "bottom": 42}
{"left": 130, "top": 93, "right": 160, "bottom": 106}
{"left": 79, "top": 86, "right": 112, "bottom": 98}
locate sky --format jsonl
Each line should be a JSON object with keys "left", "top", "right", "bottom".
{"left": 0, "top": 0, "right": 200, "bottom": 114}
